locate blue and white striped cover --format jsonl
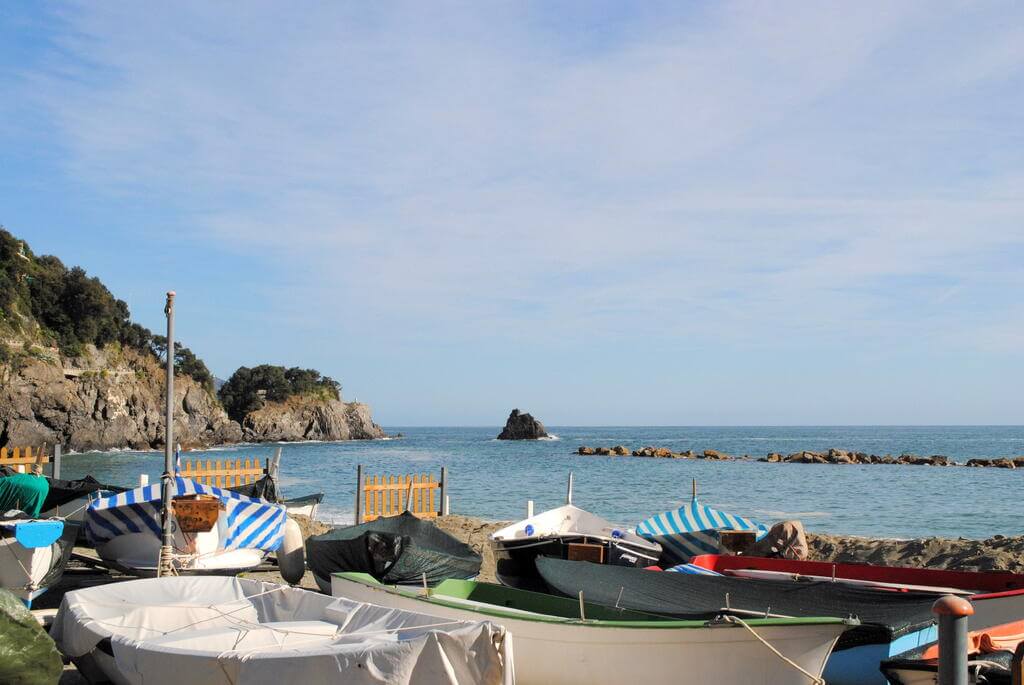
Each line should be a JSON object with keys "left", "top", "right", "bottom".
{"left": 636, "top": 497, "right": 768, "bottom": 565}
{"left": 665, "top": 563, "right": 723, "bottom": 575}
{"left": 84, "top": 476, "right": 286, "bottom": 552}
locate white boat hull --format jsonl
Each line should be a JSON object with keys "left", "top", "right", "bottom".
{"left": 332, "top": 574, "right": 846, "bottom": 685}
{"left": 52, "top": 576, "right": 512, "bottom": 685}
{"left": 97, "top": 528, "right": 265, "bottom": 575}
{"left": 0, "top": 519, "right": 75, "bottom": 606}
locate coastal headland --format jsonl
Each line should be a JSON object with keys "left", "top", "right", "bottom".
{"left": 0, "top": 230, "right": 383, "bottom": 451}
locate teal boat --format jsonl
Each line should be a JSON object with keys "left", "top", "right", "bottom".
{"left": 331, "top": 572, "right": 856, "bottom": 685}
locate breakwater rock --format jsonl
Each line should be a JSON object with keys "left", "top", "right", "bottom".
{"left": 242, "top": 395, "right": 383, "bottom": 441}
{"left": 497, "top": 409, "right": 548, "bottom": 440}
{"left": 575, "top": 445, "right": 1020, "bottom": 467}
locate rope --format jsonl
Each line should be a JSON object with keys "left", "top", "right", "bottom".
{"left": 1, "top": 538, "right": 36, "bottom": 590}
{"left": 723, "top": 615, "right": 826, "bottom": 685}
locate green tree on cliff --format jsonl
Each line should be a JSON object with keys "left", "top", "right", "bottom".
{"left": 218, "top": 365, "right": 341, "bottom": 422}
{"left": 0, "top": 227, "right": 216, "bottom": 393}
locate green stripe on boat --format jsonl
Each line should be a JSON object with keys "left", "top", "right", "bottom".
{"left": 333, "top": 572, "right": 851, "bottom": 629}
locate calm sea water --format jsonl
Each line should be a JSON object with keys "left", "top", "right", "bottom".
{"left": 60, "top": 426, "right": 1024, "bottom": 539}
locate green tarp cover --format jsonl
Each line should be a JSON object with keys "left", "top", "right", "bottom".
{"left": 307, "top": 511, "right": 481, "bottom": 585}
{"left": 0, "top": 589, "right": 63, "bottom": 685}
{"left": 0, "top": 474, "right": 49, "bottom": 518}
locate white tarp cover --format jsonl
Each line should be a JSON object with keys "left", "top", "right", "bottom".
{"left": 51, "top": 576, "right": 513, "bottom": 685}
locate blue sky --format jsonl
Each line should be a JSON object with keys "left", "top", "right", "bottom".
{"left": 1, "top": 2, "right": 1022, "bottom": 426}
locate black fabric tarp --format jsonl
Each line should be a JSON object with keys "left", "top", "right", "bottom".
{"left": 226, "top": 475, "right": 281, "bottom": 502}
{"left": 0, "top": 588, "right": 64, "bottom": 685}
{"left": 306, "top": 511, "right": 481, "bottom": 585}
{"left": 536, "top": 557, "right": 939, "bottom": 649}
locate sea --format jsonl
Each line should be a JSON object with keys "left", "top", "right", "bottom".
{"left": 60, "top": 426, "right": 1024, "bottom": 540}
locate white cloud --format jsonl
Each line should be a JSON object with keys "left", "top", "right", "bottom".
{"left": 21, "top": 1, "right": 1024, "bottom": 357}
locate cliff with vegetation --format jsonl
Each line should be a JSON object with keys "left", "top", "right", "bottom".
{"left": 0, "top": 228, "right": 382, "bottom": 450}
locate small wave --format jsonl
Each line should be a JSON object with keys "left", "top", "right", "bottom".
{"left": 539, "top": 434, "right": 560, "bottom": 441}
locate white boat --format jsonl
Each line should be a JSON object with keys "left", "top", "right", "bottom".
{"left": 0, "top": 517, "right": 76, "bottom": 606}
{"left": 51, "top": 576, "right": 512, "bottom": 685}
{"left": 84, "top": 476, "right": 287, "bottom": 574}
{"left": 490, "top": 502, "right": 661, "bottom": 590}
{"left": 332, "top": 572, "right": 854, "bottom": 685}
{"left": 281, "top": 492, "right": 323, "bottom": 519}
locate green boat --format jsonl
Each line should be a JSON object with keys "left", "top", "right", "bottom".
{"left": 331, "top": 572, "right": 856, "bottom": 685}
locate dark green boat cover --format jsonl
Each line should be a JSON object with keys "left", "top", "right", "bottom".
{"left": 0, "top": 589, "right": 63, "bottom": 685}
{"left": 307, "top": 511, "right": 481, "bottom": 585}
{"left": 536, "top": 557, "right": 939, "bottom": 649}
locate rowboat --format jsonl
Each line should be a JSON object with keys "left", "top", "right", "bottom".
{"left": 307, "top": 510, "right": 481, "bottom": 592}
{"left": 536, "top": 556, "right": 944, "bottom": 685}
{"left": 331, "top": 571, "right": 855, "bottom": 685}
{"left": 51, "top": 576, "right": 511, "bottom": 685}
{"left": 490, "top": 503, "right": 661, "bottom": 591}
{"left": 84, "top": 476, "right": 287, "bottom": 574}
{"left": 880, "top": 619, "right": 1024, "bottom": 684}
{"left": 690, "top": 554, "right": 1024, "bottom": 630}
{"left": 280, "top": 492, "right": 323, "bottom": 519}
{"left": 0, "top": 517, "right": 77, "bottom": 606}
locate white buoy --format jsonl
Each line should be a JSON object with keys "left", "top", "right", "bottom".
{"left": 278, "top": 517, "right": 305, "bottom": 585}
{"left": 139, "top": 474, "right": 149, "bottom": 487}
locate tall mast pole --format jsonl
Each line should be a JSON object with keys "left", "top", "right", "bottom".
{"left": 158, "top": 291, "right": 176, "bottom": 577}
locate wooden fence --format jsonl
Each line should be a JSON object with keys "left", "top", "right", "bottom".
{"left": 355, "top": 465, "right": 447, "bottom": 523}
{"left": 0, "top": 446, "right": 49, "bottom": 473}
{"left": 179, "top": 458, "right": 267, "bottom": 488}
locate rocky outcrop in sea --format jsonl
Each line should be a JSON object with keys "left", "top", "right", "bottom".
{"left": 497, "top": 409, "right": 548, "bottom": 440}
{"left": 0, "top": 345, "right": 383, "bottom": 450}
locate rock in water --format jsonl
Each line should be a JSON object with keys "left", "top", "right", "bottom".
{"left": 497, "top": 409, "right": 548, "bottom": 440}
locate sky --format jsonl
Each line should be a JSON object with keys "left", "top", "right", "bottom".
{"left": 1, "top": 2, "right": 1022, "bottom": 426}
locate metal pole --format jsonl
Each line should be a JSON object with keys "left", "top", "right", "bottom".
{"left": 933, "top": 595, "right": 973, "bottom": 685}
{"left": 158, "top": 291, "right": 176, "bottom": 577}
{"left": 439, "top": 466, "right": 448, "bottom": 516}
{"left": 355, "top": 464, "right": 363, "bottom": 525}
{"left": 52, "top": 444, "right": 61, "bottom": 480}
{"left": 566, "top": 472, "right": 574, "bottom": 505}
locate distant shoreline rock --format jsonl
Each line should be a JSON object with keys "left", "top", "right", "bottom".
{"left": 574, "top": 445, "right": 1023, "bottom": 467}
{"left": 497, "top": 409, "right": 548, "bottom": 440}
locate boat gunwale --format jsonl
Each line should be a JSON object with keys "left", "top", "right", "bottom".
{"left": 332, "top": 572, "right": 855, "bottom": 630}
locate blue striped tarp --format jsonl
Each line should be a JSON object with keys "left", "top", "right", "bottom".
{"left": 665, "top": 563, "right": 723, "bottom": 575}
{"left": 84, "top": 476, "right": 286, "bottom": 552}
{"left": 636, "top": 497, "right": 768, "bottom": 565}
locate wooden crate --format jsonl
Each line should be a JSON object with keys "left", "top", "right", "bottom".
{"left": 567, "top": 542, "right": 606, "bottom": 564}
{"left": 179, "top": 458, "right": 266, "bottom": 488}
{"left": 172, "top": 495, "right": 222, "bottom": 533}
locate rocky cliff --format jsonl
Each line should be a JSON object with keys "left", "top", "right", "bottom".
{"left": 0, "top": 345, "right": 240, "bottom": 450}
{"left": 242, "top": 395, "right": 384, "bottom": 442}
{"left": 0, "top": 345, "right": 383, "bottom": 450}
